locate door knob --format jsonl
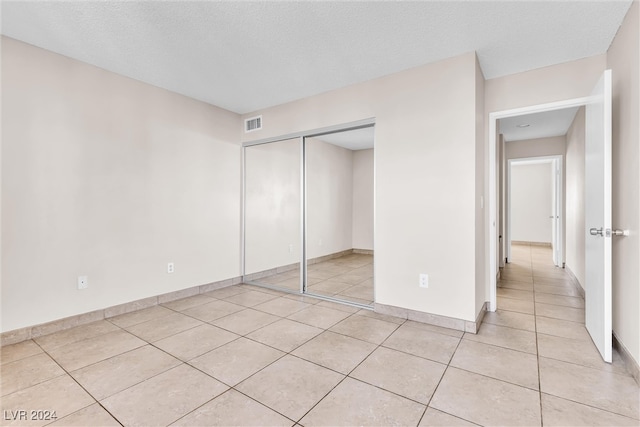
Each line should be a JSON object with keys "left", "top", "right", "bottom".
{"left": 590, "top": 228, "right": 603, "bottom": 236}
{"left": 608, "top": 228, "right": 630, "bottom": 237}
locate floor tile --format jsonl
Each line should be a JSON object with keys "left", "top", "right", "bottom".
{"left": 153, "top": 324, "right": 238, "bottom": 361}
{"left": 464, "top": 322, "right": 537, "bottom": 354}
{"left": 253, "top": 297, "right": 312, "bottom": 317}
{"left": 70, "top": 345, "right": 180, "bottom": 400}
{"left": 315, "top": 300, "right": 360, "bottom": 313}
{"left": 430, "top": 367, "right": 541, "bottom": 426}
{"left": 402, "top": 320, "right": 463, "bottom": 338}
{"left": 102, "top": 364, "right": 228, "bottom": 427}
{"left": 0, "top": 375, "right": 95, "bottom": 427}
{"left": 450, "top": 339, "right": 539, "bottom": 390}
{"left": 201, "top": 285, "right": 247, "bottom": 299}
{"left": 351, "top": 346, "right": 446, "bottom": 403}
{"left": 498, "top": 280, "right": 534, "bottom": 291}
{"left": 537, "top": 333, "right": 629, "bottom": 375}
{"left": 1, "top": 353, "right": 65, "bottom": 396}
{"left": 300, "top": 377, "right": 425, "bottom": 426}
{"left": 418, "top": 407, "right": 477, "bottom": 426}
{"left": 211, "top": 308, "right": 281, "bottom": 335}
{"left": 47, "top": 329, "right": 145, "bottom": 371}
{"left": 309, "top": 280, "right": 353, "bottom": 295}
{"left": 482, "top": 310, "right": 536, "bottom": 331}
{"left": 33, "top": 321, "right": 119, "bottom": 351}
{"left": 171, "top": 389, "right": 293, "bottom": 426}
{"left": 496, "top": 288, "right": 534, "bottom": 301}
{"left": 534, "top": 284, "right": 582, "bottom": 297}
{"left": 236, "top": 354, "right": 344, "bottom": 421}
{"left": 541, "top": 393, "right": 640, "bottom": 426}
{"left": 286, "top": 305, "right": 351, "bottom": 329}
{"left": 497, "top": 296, "right": 535, "bottom": 314}
{"left": 189, "top": 337, "right": 284, "bottom": 386}
{"left": 181, "top": 299, "right": 245, "bottom": 322}
{"left": 383, "top": 323, "right": 460, "bottom": 363}
{"left": 124, "top": 312, "right": 203, "bottom": 342}
{"left": 246, "top": 319, "right": 322, "bottom": 352}
{"left": 340, "top": 284, "right": 374, "bottom": 300}
{"left": 108, "top": 305, "right": 173, "bottom": 328}
{"left": 534, "top": 292, "right": 584, "bottom": 308}
{"left": 0, "top": 340, "right": 42, "bottom": 365}
{"left": 535, "top": 316, "right": 592, "bottom": 341}
{"left": 223, "top": 290, "right": 279, "bottom": 307}
{"left": 539, "top": 357, "right": 640, "bottom": 419}
{"left": 161, "top": 294, "right": 216, "bottom": 311}
{"left": 48, "top": 403, "right": 121, "bottom": 427}
{"left": 330, "top": 314, "right": 398, "bottom": 345}
{"left": 292, "top": 331, "right": 376, "bottom": 374}
{"left": 352, "top": 309, "right": 402, "bottom": 325}
{"left": 535, "top": 302, "right": 584, "bottom": 323}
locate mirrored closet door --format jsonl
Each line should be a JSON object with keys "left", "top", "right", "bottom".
{"left": 242, "top": 122, "right": 375, "bottom": 308}
{"left": 304, "top": 127, "right": 375, "bottom": 305}
{"left": 244, "top": 138, "right": 301, "bottom": 292}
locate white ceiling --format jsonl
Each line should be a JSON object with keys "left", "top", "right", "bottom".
{"left": 1, "top": 1, "right": 632, "bottom": 114}
{"left": 500, "top": 107, "right": 581, "bottom": 142}
{"left": 313, "top": 127, "right": 375, "bottom": 151}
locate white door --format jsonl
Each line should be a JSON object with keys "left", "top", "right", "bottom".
{"left": 585, "top": 69, "right": 613, "bottom": 363}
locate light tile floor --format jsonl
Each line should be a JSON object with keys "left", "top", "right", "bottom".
{"left": 255, "top": 253, "right": 374, "bottom": 306}
{"left": 1, "top": 244, "right": 639, "bottom": 426}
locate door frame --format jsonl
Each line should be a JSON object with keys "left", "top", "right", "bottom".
{"left": 506, "top": 155, "right": 563, "bottom": 266}
{"left": 488, "top": 97, "right": 589, "bottom": 312}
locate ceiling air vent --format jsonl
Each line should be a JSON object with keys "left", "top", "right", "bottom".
{"left": 245, "top": 115, "right": 262, "bottom": 133}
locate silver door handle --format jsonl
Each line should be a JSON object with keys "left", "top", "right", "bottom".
{"left": 609, "top": 229, "right": 630, "bottom": 237}
{"left": 590, "top": 228, "right": 603, "bottom": 236}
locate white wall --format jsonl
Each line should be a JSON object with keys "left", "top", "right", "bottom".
{"left": 244, "top": 139, "right": 301, "bottom": 274}
{"left": 242, "top": 53, "right": 483, "bottom": 322}
{"left": 306, "top": 138, "right": 354, "bottom": 258}
{"left": 565, "top": 107, "right": 586, "bottom": 288}
{"left": 607, "top": 0, "right": 640, "bottom": 366}
{"left": 510, "top": 162, "right": 553, "bottom": 243}
{"left": 352, "top": 149, "right": 374, "bottom": 250}
{"left": 1, "top": 37, "right": 242, "bottom": 332}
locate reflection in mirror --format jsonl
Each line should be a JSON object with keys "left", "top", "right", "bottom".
{"left": 244, "top": 138, "right": 301, "bottom": 291}
{"left": 305, "top": 126, "right": 374, "bottom": 306}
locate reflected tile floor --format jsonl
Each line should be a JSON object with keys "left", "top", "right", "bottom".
{"left": 1, "top": 245, "right": 638, "bottom": 426}
{"left": 255, "top": 253, "right": 374, "bottom": 306}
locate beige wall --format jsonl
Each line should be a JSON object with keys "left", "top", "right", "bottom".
{"left": 565, "top": 107, "right": 586, "bottom": 288}
{"left": 242, "top": 53, "right": 482, "bottom": 322}
{"left": 1, "top": 37, "right": 242, "bottom": 332}
{"left": 244, "top": 138, "right": 301, "bottom": 274}
{"left": 352, "top": 149, "right": 374, "bottom": 251}
{"left": 504, "top": 136, "right": 566, "bottom": 159}
{"left": 307, "top": 138, "right": 354, "bottom": 258}
{"left": 510, "top": 162, "right": 553, "bottom": 244}
{"left": 607, "top": 0, "right": 640, "bottom": 365}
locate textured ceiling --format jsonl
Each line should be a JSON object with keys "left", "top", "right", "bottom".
{"left": 1, "top": 1, "right": 633, "bottom": 114}
{"left": 500, "top": 107, "right": 581, "bottom": 142}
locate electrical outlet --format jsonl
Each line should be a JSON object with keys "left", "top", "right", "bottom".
{"left": 78, "top": 276, "right": 88, "bottom": 290}
{"left": 289, "top": 244, "right": 293, "bottom": 253}
{"left": 419, "top": 273, "right": 429, "bottom": 288}
{"left": 167, "top": 262, "right": 174, "bottom": 274}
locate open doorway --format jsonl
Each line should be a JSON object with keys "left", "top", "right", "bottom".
{"left": 506, "top": 156, "right": 563, "bottom": 268}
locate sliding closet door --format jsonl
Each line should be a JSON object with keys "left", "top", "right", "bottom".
{"left": 304, "top": 129, "right": 375, "bottom": 306}
{"left": 244, "top": 138, "right": 301, "bottom": 291}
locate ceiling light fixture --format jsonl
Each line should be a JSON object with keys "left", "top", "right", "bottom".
{"left": 516, "top": 124, "right": 530, "bottom": 128}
